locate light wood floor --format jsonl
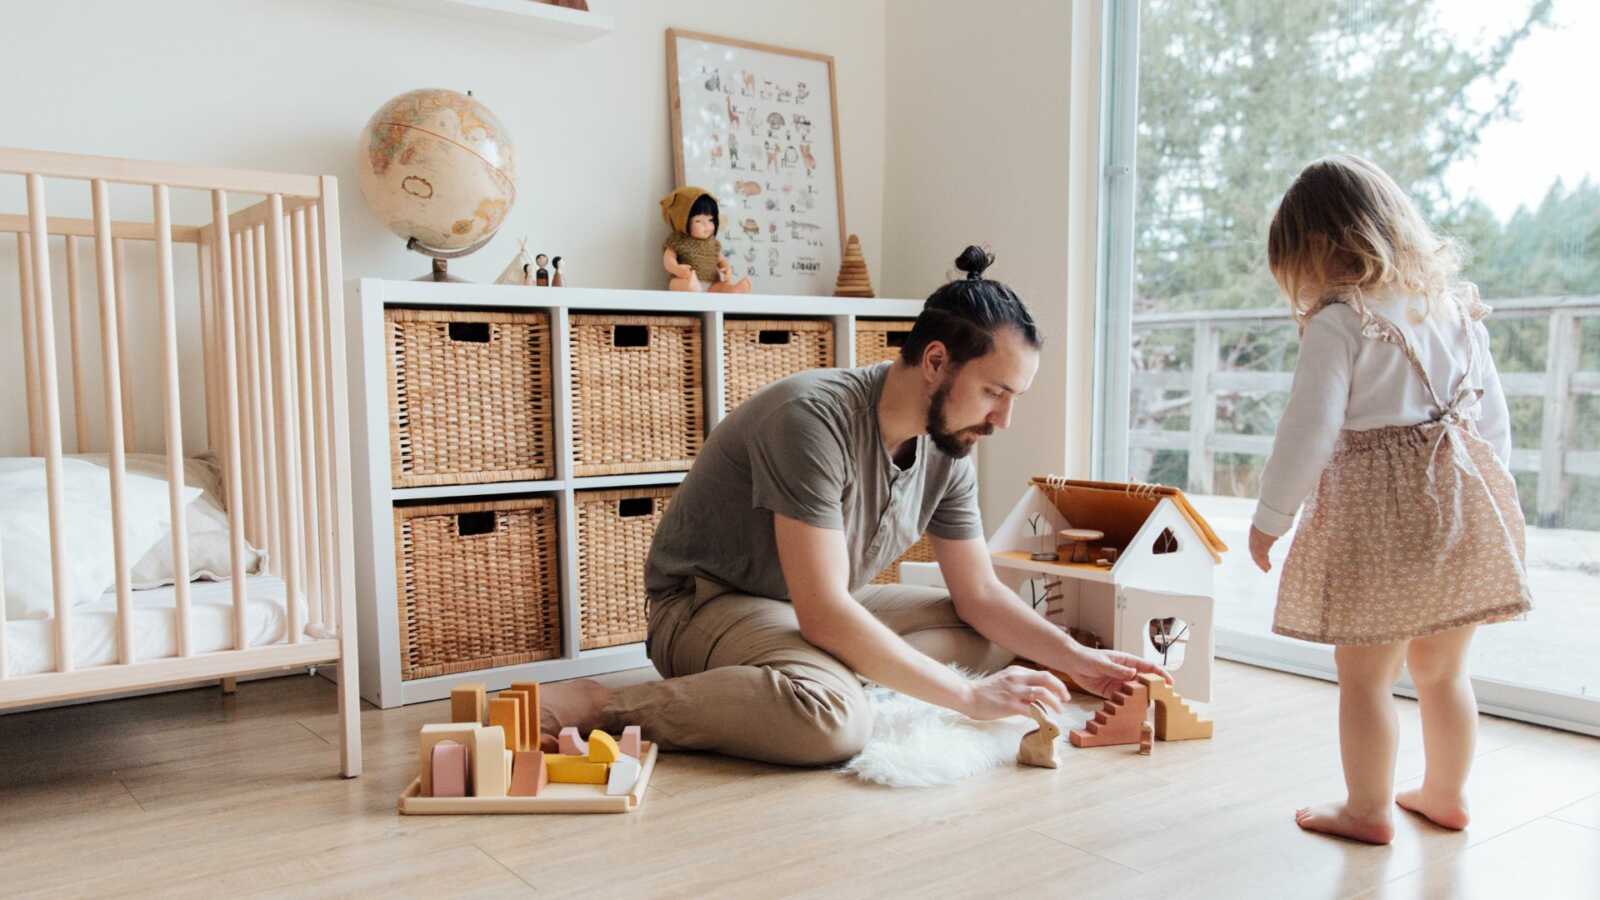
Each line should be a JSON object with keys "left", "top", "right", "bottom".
{"left": 1, "top": 660, "right": 1596, "bottom": 899}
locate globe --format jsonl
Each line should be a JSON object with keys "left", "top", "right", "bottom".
{"left": 357, "top": 88, "right": 516, "bottom": 256}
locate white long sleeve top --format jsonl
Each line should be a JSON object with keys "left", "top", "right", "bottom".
{"left": 1252, "top": 293, "right": 1511, "bottom": 537}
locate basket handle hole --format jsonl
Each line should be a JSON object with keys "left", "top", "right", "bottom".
{"left": 757, "top": 330, "right": 792, "bottom": 345}
{"left": 448, "top": 322, "right": 492, "bottom": 343}
{"left": 613, "top": 325, "right": 650, "bottom": 348}
{"left": 885, "top": 331, "right": 909, "bottom": 348}
{"left": 618, "top": 497, "right": 654, "bottom": 518}
{"left": 457, "top": 511, "right": 497, "bottom": 536}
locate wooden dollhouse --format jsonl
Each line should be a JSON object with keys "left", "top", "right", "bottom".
{"left": 902, "top": 477, "right": 1227, "bottom": 701}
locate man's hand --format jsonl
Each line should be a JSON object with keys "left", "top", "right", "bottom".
{"left": 1249, "top": 525, "right": 1277, "bottom": 573}
{"left": 1063, "top": 647, "right": 1171, "bottom": 699}
{"left": 960, "top": 665, "right": 1072, "bottom": 720}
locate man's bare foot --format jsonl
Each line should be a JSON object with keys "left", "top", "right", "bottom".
{"left": 1293, "top": 802, "right": 1396, "bottom": 845}
{"left": 1396, "top": 788, "right": 1470, "bottom": 830}
{"left": 538, "top": 678, "right": 613, "bottom": 742}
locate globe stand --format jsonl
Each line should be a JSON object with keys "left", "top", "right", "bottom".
{"left": 406, "top": 234, "right": 496, "bottom": 283}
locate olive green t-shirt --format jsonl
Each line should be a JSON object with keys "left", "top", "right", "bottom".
{"left": 643, "top": 362, "right": 984, "bottom": 603}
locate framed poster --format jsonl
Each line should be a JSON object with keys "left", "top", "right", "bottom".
{"left": 667, "top": 28, "right": 846, "bottom": 297}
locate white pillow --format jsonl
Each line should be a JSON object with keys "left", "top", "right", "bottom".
{"left": 0, "top": 457, "right": 201, "bottom": 620}
{"left": 131, "top": 496, "right": 267, "bottom": 588}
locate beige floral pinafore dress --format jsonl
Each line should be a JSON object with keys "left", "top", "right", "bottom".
{"left": 1272, "top": 301, "right": 1534, "bottom": 646}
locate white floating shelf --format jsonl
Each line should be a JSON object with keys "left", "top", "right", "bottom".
{"left": 361, "top": 0, "right": 615, "bottom": 41}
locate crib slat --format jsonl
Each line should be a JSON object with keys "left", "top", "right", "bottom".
{"left": 210, "top": 191, "right": 251, "bottom": 651}
{"left": 241, "top": 228, "right": 268, "bottom": 549}
{"left": 197, "top": 242, "right": 218, "bottom": 457}
{"left": 254, "top": 224, "right": 282, "bottom": 574}
{"left": 306, "top": 207, "right": 337, "bottom": 631}
{"left": 152, "top": 184, "right": 192, "bottom": 657}
{"left": 91, "top": 179, "right": 135, "bottom": 664}
{"left": 229, "top": 231, "right": 254, "bottom": 547}
{"left": 26, "top": 175, "right": 73, "bottom": 672}
{"left": 290, "top": 208, "right": 323, "bottom": 629}
{"left": 65, "top": 236, "right": 89, "bottom": 453}
{"left": 266, "top": 196, "right": 304, "bottom": 643}
{"left": 17, "top": 234, "right": 42, "bottom": 457}
{"left": 112, "top": 237, "right": 136, "bottom": 450}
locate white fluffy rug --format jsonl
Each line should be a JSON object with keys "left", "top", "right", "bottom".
{"left": 841, "top": 668, "right": 1092, "bottom": 788}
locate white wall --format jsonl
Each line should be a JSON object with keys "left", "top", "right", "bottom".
{"left": 881, "top": 0, "right": 1078, "bottom": 528}
{"left": 0, "top": 0, "right": 887, "bottom": 456}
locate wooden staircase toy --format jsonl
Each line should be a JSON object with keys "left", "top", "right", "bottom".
{"left": 1139, "top": 673, "right": 1213, "bottom": 741}
{"left": 1068, "top": 680, "right": 1150, "bottom": 748}
{"left": 1017, "top": 701, "right": 1061, "bottom": 768}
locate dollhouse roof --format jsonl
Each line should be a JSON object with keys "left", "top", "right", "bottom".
{"left": 1027, "top": 477, "right": 1229, "bottom": 563}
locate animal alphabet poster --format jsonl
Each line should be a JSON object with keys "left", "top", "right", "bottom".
{"left": 667, "top": 29, "right": 846, "bottom": 298}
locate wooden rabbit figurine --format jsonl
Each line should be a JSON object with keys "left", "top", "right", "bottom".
{"left": 1017, "top": 701, "right": 1061, "bottom": 769}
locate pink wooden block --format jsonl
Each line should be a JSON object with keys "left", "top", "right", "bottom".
{"left": 558, "top": 726, "right": 586, "bottom": 756}
{"left": 430, "top": 740, "right": 469, "bottom": 798}
{"left": 620, "top": 725, "right": 642, "bottom": 760}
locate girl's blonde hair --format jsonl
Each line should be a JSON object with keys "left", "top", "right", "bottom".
{"left": 1267, "top": 154, "right": 1466, "bottom": 328}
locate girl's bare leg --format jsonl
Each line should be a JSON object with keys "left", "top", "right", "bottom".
{"left": 1296, "top": 640, "right": 1407, "bottom": 844}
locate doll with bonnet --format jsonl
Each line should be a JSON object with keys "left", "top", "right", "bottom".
{"left": 660, "top": 186, "right": 752, "bottom": 292}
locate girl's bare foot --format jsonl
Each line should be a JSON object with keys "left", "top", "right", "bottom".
{"left": 1396, "top": 788, "right": 1470, "bottom": 830}
{"left": 1293, "top": 802, "right": 1396, "bottom": 845}
{"left": 538, "top": 678, "right": 613, "bottom": 743}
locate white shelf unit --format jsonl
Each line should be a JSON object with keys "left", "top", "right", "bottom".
{"left": 348, "top": 279, "right": 925, "bottom": 706}
{"left": 357, "top": 0, "right": 615, "bottom": 41}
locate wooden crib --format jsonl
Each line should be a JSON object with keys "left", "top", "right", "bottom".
{"left": 0, "top": 148, "right": 361, "bottom": 777}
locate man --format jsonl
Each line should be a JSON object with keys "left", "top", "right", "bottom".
{"left": 542, "top": 248, "right": 1167, "bottom": 765}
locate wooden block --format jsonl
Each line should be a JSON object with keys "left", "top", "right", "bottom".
{"left": 488, "top": 697, "right": 523, "bottom": 752}
{"left": 472, "top": 725, "right": 510, "bottom": 797}
{"left": 545, "top": 753, "right": 607, "bottom": 784}
{"left": 419, "top": 723, "right": 480, "bottom": 796}
{"left": 430, "top": 741, "right": 469, "bottom": 798}
{"left": 450, "top": 683, "right": 488, "bottom": 725}
{"left": 510, "top": 750, "right": 549, "bottom": 797}
{"left": 499, "top": 688, "right": 533, "bottom": 751}
{"left": 1139, "top": 673, "right": 1214, "bottom": 741}
{"left": 509, "top": 681, "right": 542, "bottom": 747}
{"left": 1069, "top": 680, "right": 1149, "bottom": 748}
{"left": 606, "top": 754, "right": 641, "bottom": 795}
{"left": 586, "top": 730, "right": 621, "bottom": 764}
{"left": 619, "top": 725, "right": 642, "bottom": 760}
{"left": 1138, "top": 722, "right": 1153, "bottom": 756}
{"left": 558, "top": 726, "right": 586, "bottom": 756}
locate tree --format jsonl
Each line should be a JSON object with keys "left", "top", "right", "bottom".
{"left": 1133, "top": 0, "right": 1553, "bottom": 314}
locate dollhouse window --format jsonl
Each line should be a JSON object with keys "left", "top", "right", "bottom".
{"left": 1152, "top": 527, "right": 1178, "bottom": 554}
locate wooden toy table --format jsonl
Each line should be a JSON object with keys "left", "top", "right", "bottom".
{"left": 398, "top": 742, "right": 659, "bottom": 815}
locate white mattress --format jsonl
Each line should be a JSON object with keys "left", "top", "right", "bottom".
{"left": 3, "top": 576, "right": 304, "bottom": 677}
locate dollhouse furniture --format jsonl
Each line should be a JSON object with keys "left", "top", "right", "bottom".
{"left": 348, "top": 278, "right": 927, "bottom": 706}
{"left": 0, "top": 148, "right": 362, "bottom": 776}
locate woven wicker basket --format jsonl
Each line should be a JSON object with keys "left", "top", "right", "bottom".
{"left": 386, "top": 308, "right": 555, "bottom": 488}
{"left": 575, "top": 485, "right": 675, "bottom": 650}
{"left": 569, "top": 314, "right": 704, "bottom": 477}
{"left": 855, "top": 318, "right": 917, "bottom": 367}
{"left": 722, "top": 318, "right": 834, "bottom": 412}
{"left": 393, "top": 497, "right": 563, "bottom": 680}
{"left": 872, "top": 534, "right": 937, "bottom": 585}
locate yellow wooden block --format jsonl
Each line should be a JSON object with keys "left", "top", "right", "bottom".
{"left": 586, "top": 730, "right": 621, "bottom": 764}
{"left": 544, "top": 753, "right": 608, "bottom": 784}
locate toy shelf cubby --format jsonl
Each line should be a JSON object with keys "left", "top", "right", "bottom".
{"left": 348, "top": 278, "right": 924, "bottom": 707}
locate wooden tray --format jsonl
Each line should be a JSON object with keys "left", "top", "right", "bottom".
{"left": 399, "top": 742, "right": 658, "bottom": 814}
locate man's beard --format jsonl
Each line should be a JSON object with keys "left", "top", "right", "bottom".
{"left": 927, "top": 379, "right": 993, "bottom": 458}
